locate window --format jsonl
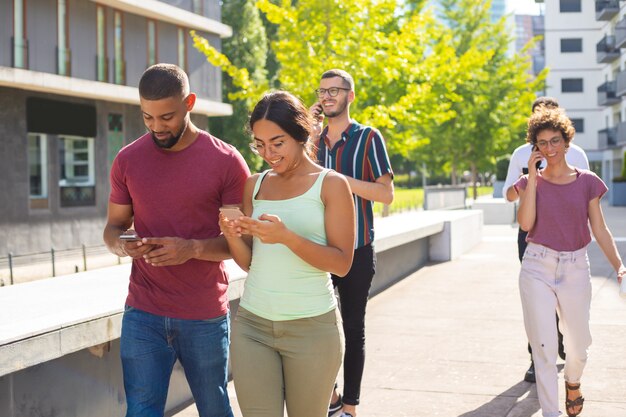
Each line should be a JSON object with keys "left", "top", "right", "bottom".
{"left": 114, "top": 11, "right": 125, "bottom": 84}
{"left": 562, "top": 78, "right": 583, "bottom": 93}
{"left": 560, "top": 0, "right": 581, "bottom": 13}
{"left": 147, "top": 20, "right": 157, "bottom": 67}
{"left": 178, "top": 27, "right": 187, "bottom": 72}
{"left": 28, "top": 133, "right": 48, "bottom": 209}
{"left": 96, "top": 5, "right": 107, "bottom": 82}
{"left": 570, "top": 118, "right": 584, "bottom": 133}
{"left": 59, "top": 136, "right": 95, "bottom": 207}
{"left": 13, "top": 0, "right": 27, "bottom": 68}
{"left": 57, "top": 0, "right": 70, "bottom": 76}
{"left": 561, "top": 38, "right": 582, "bottom": 53}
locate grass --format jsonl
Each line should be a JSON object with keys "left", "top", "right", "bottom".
{"left": 373, "top": 186, "right": 493, "bottom": 217}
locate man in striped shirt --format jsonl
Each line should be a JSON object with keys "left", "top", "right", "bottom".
{"left": 311, "top": 69, "right": 393, "bottom": 417}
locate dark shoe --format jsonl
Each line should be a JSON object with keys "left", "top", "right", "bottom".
{"left": 524, "top": 362, "right": 536, "bottom": 383}
{"left": 328, "top": 394, "right": 342, "bottom": 417}
{"left": 565, "top": 381, "right": 584, "bottom": 417}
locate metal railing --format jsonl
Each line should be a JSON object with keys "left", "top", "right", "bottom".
{"left": 0, "top": 245, "right": 128, "bottom": 286}
{"left": 11, "top": 37, "right": 29, "bottom": 69}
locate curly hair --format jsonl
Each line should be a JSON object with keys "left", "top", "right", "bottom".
{"left": 526, "top": 106, "right": 575, "bottom": 148}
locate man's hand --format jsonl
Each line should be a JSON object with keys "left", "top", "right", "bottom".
{"left": 121, "top": 239, "right": 155, "bottom": 260}
{"left": 140, "top": 237, "right": 195, "bottom": 267}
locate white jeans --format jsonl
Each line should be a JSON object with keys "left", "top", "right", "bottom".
{"left": 519, "top": 242, "right": 592, "bottom": 417}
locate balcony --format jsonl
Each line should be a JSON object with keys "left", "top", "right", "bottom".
{"left": 598, "top": 127, "right": 617, "bottom": 149}
{"left": 56, "top": 47, "right": 72, "bottom": 76}
{"left": 11, "top": 37, "right": 29, "bottom": 69}
{"left": 95, "top": 55, "right": 109, "bottom": 83}
{"left": 617, "top": 17, "right": 626, "bottom": 48}
{"left": 598, "top": 80, "right": 621, "bottom": 106}
{"left": 597, "top": 35, "right": 620, "bottom": 63}
{"left": 617, "top": 121, "right": 626, "bottom": 145}
{"left": 616, "top": 70, "right": 626, "bottom": 97}
{"left": 113, "top": 59, "right": 126, "bottom": 85}
{"left": 596, "top": 0, "right": 620, "bottom": 21}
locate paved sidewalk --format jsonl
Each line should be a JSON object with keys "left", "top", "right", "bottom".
{"left": 176, "top": 203, "right": 626, "bottom": 417}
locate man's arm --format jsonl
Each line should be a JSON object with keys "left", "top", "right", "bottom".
{"left": 345, "top": 173, "right": 394, "bottom": 205}
{"left": 141, "top": 235, "right": 231, "bottom": 267}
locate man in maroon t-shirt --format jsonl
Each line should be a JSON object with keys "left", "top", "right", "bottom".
{"left": 103, "top": 64, "right": 249, "bottom": 417}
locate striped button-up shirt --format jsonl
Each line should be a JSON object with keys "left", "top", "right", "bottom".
{"left": 317, "top": 121, "right": 393, "bottom": 249}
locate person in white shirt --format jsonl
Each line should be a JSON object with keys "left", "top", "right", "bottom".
{"left": 504, "top": 97, "right": 589, "bottom": 384}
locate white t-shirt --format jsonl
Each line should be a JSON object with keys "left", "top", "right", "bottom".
{"left": 503, "top": 142, "right": 589, "bottom": 202}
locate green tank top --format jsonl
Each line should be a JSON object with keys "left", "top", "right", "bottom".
{"left": 240, "top": 169, "right": 336, "bottom": 321}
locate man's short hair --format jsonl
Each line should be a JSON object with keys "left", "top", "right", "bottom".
{"left": 531, "top": 96, "right": 559, "bottom": 112}
{"left": 321, "top": 69, "right": 355, "bottom": 90}
{"left": 139, "top": 63, "right": 190, "bottom": 100}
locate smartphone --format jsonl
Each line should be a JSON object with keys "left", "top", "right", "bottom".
{"left": 532, "top": 145, "right": 542, "bottom": 170}
{"left": 219, "top": 206, "right": 244, "bottom": 220}
{"left": 119, "top": 232, "right": 139, "bottom": 241}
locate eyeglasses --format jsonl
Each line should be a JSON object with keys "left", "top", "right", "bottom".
{"left": 536, "top": 137, "right": 563, "bottom": 148}
{"left": 249, "top": 141, "right": 284, "bottom": 156}
{"left": 314, "top": 87, "right": 351, "bottom": 98}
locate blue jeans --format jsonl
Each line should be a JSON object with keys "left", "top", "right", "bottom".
{"left": 121, "top": 306, "right": 233, "bottom": 417}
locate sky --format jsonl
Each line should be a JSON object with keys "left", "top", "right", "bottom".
{"left": 507, "top": 0, "right": 542, "bottom": 15}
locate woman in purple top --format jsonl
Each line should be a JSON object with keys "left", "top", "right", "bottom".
{"left": 515, "top": 107, "right": 626, "bottom": 417}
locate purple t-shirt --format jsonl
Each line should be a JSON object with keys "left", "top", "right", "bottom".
{"left": 514, "top": 169, "right": 607, "bottom": 252}
{"left": 109, "top": 131, "right": 250, "bottom": 319}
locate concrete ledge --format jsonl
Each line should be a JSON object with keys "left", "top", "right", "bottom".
{"left": 470, "top": 198, "right": 517, "bottom": 225}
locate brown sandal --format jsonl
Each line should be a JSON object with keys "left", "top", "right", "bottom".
{"left": 565, "top": 381, "right": 585, "bottom": 417}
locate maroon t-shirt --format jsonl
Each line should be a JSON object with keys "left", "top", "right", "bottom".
{"left": 514, "top": 169, "right": 607, "bottom": 252}
{"left": 110, "top": 131, "right": 250, "bottom": 319}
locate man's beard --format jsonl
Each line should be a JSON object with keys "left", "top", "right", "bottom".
{"left": 323, "top": 97, "right": 348, "bottom": 118}
{"left": 151, "top": 119, "right": 188, "bottom": 149}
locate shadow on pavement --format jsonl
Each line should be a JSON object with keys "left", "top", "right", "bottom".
{"left": 457, "top": 381, "right": 539, "bottom": 417}
{"left": 457, "top": 365, "right": 564, "bottom": 417}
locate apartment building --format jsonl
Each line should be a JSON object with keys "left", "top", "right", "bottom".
{"left": 0, "top": 0, "right": 232, "bottom": 254}
{"left": 538, "top": 0, "right": 626, "bottom": 202}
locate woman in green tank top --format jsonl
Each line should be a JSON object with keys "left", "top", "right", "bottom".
{"left": 219, "top": 91, "right": 355, "bottom": 417}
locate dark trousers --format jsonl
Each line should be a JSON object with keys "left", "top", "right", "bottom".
{"left": 518, "top": 229, "right": 564, "bottom": 357}
{"left": 331, "top": 244, "right": 375, "bottom": 406}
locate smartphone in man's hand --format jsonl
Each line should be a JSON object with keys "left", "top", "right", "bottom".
{"left": 120, "top": 231, "right": 140, "bottom": 241}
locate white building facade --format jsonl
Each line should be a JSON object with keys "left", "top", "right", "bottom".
{"left": 538, "top": 0, "right": 626, "bottom": 201}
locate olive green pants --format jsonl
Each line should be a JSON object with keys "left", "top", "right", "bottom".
{"left": 231, "top": 307, "right": 344, "bottom": 417}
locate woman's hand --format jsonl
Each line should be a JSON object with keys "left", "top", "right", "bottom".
{"left": 238, "top": 214, "right": 288, "bottom": 244}
{"left": 219, "top": 213, "right": 245, "bottom": 239}
{"left": 527, "top": 146, "right": 542, "bottom": 176}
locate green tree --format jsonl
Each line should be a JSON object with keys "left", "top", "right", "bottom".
{"left": 203, "top": 0, "right": 269, "bottom": 169}
{"left": 429, "top": 0, "right": 546, "bottom": 198}
{"left": 192, "top": 0, "right": 545, "bottom": 186}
